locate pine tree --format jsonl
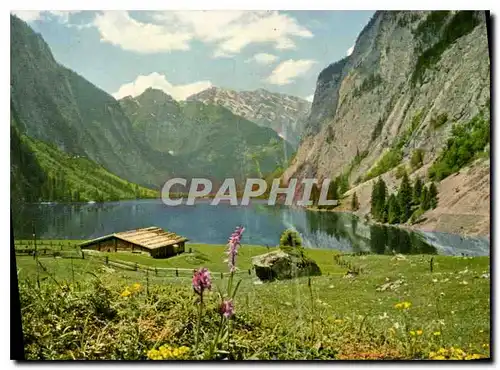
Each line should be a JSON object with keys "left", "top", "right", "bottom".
{"left": 351, "top": 191, "right": 360, "bottom": 211}
{"left": 370, "top": 177, "right": 387, "bottom": 222}
{"left": 398, "top": 172, "right": 413, "bottom": 223}
{"left": 413, "top": 177, "right": 423, "bottom": 205}
{"left": 311, "top": 183, "right": 321, "bottom": 206}
{"left": 387, "top": 194, "right": 401, "bottom": 224}
{"left": 325, "top": 179, "right": 339, "bottom": 209}
{"left": 420, "top": 186, "right": 430, "bottom": 211}
{"left": 429, "top": 182, "right": 438, "bottom": 209}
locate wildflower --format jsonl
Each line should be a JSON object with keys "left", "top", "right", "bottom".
{"left": 394, "top": 301, "right": 412, "bottom": 310}
{"left": 219, "top": 299, "right": 235, "bottom": 318}
{"left": 465, "top": 354, "right": 483, "bottom": 360}
{"left": 409, "top": 331, "right": 416, "bottom": 336}
{"left": 416, "top": 329, "right": 423, "bottom": 336}
{"left": 482, "top": 343, "right": 489, "bottom": 349}
{"left": 192, "top": 267, "right": 212, "bottom": 296}
{"left": 132, "top": 283, "right": 141, "bottom": 291}
{"left": 147, "top": 345, "right": 190, "bottom": 360}
{"left": 334, "top": 319, "right": 343, "bottom": 324}
{"left": 226, "top": 226, "right": 245, "bottom": 272}
{"left": 120, "top": 288, "right": 131, "bottom": 298}
{"left": 433, "top": 331, "right": 441, "bottom": 336}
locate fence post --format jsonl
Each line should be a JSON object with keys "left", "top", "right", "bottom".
{"left": 189, "top": 248, "right": 192, "bottom": 254}
{"left": 430, "top": 257, "right": 434, "bottom": 273}
{"left": 105, "top": 256, "right": 109, "bottom": 265}
{"left": 176, "top": 268, "right": 179, "bottom": 277}
{"left": 82, "top": 251, "right": 85, "bottom": 259}
{"left": 135, "top": 263, "right": 138, "bottom": 271}
{"left": 155, "top": 267, "right": 158, "bottom": 276}
{"left": 248, "top": 269, "right": 251, "bottom": 275}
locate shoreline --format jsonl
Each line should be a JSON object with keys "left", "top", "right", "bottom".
{"left": 305, "top": 205, "right": 490, "bottom": 239}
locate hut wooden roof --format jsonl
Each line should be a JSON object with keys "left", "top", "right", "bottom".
{"left": 79, "top": 226, "right": 188, "bottom": 250}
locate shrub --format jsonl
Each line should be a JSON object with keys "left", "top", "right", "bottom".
{"left": 428, "top": 113, "right": 489, "bottom": 181}
{"left": 410, "top": 149, "right": 425, "bottom": 170}
{"left": 279, "top": 229, "right": 303, "bottom": 249}
{"left": 365, "top": 149, "right": 402, "bottom": 181}
{"left": 395, "top": 165, "right": 408, "bottom": 179}
{"left": 430, "top": 113, "right": 448, "bottom": 129}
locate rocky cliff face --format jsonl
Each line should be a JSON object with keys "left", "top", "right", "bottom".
{"left": 187, "top": 87, "right": 310, "bottom": 146}
{"left": 283, "top": 11, "right": 490, "bottom": 235}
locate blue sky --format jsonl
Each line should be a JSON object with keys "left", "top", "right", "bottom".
{"left": 12, "top": 10, "right": 374, "bottom": 101}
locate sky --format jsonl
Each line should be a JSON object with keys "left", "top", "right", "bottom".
{"left": 12, "top": 10, "right": 374, "bottom": 102}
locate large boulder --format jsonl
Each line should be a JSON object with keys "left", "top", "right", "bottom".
{"left": 252, "top": 249, "right": 322, "bottom": 281}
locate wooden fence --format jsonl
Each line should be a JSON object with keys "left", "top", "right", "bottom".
{"left": 15, "top": 246, "right": 253, "bottom": 278}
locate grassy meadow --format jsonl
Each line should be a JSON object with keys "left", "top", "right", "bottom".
{"left": 14, "top": 240, "right": 490, "bottom": 360}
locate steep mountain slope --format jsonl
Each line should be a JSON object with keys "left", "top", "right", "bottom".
{"left": 120, "top": 88, "right": 294, "bottom": 182}
{"left": 283, "top": 11, "right": 490, "bottom": 235}
{"left": 11, "top": 109, "right": 157, "bottom": 204}
{"left": 187, "top": 87, "right": 311, "bottom": 146}
{"left": 10, "top": 15, "right": 177, "bottom": 187}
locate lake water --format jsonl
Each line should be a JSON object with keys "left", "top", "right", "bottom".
{"left": 12, "top": 199, "right": 490, "bottom": 256}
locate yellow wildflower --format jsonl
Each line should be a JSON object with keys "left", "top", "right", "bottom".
{"left": 409, "top": 331, "right": 416, "bottom": 336}
{"left": 120, "top": 288, "right": 131, "bottom": 298}
{"left": 433, "top": 331, "right": 441, "bottom": 336}
{"left": 147, "top": 345, "right": 190, "bottom": 360}
{"left": 416, "top": 330, "right": 423, "bottom": 336}
{"left": 394, "top": 301, "right": 411, "bottom": 310}
{"left": 433, "top": 355, "right": 446, "bottom": 360}
{"left": 465, "top": 354, "right": 483, "bottom": 360}
{"left": 334, "top": 319, "right": 343, "bottom": 324}
{"left": 482, "top": 343, "right": 489, "bottom": 349}
{"left": 132, "top": 283, "right": 142, "bottom": 291}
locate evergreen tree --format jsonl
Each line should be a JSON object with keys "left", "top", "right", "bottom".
{"left": 351, "top": 191, "right": 360, "bottom": 211}
{"left": 387, "top": 194, "right": 401, "bottom": 224}
{"left": 413, "top": 177, "right": 423, "bottom": 205}
{"left": 325, "top": 179, "right": 339, "bottom": 209}
{"left": 398, "top": 172, "right": 413, "bottom": 223}
{"left": 336, "top": 174, "right": 350, "bottom": 195}
{"left": 311, "top": 183, "right": 321, "bottom": 206}
{"left": 420, "top": 186, "right": 430, "bottom": 211}
{"left": 370, "top": 177, "right": 387, "bottom": 222}
{"left": 429, "top": 182, "right": 438, "bottom": 209}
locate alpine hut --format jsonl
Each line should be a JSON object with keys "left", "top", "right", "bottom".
{"left": 79, "top": 226, "right": 188, "bottom": 258}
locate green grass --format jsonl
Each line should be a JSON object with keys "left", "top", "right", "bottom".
{"left": 15, "top": 242, "right": 490, "bottom": 360}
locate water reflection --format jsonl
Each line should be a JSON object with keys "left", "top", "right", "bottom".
{"left": 11, "top": 200, "right": 489, "bottom": 256}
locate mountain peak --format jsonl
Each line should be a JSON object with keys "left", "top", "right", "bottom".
{"left": 186, "top": 86, "right": 311, "bottom": 146}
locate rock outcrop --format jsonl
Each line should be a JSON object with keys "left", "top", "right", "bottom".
{"left": 252, "top": 249, "right": 321, "bottom": 281}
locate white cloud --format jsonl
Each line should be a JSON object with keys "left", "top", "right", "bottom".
{"left": 11, "top": 11, "right": 43, "bottom": 22}
{"left": 94, "top": 11, "right": 192, "bottom": 53}
{"left": 246, "top": 53, "right": 278, "bottom": 65}
{"left": 305, "top": 94, "right": 314, "bottom": 102}
{"left": 94, "top": 11, "right": 313, "bottom": 56}
{"left": 265, "top": 59, "right": 317, "bottom": 86}
{"left": 11, "top": 10, "right": 81, "bottom": 23}
{"left": 346, "top": 45, "right": 355, "bottom": 56}
{"left": 112, "top": 72, "right": 212, "bottom": 101}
